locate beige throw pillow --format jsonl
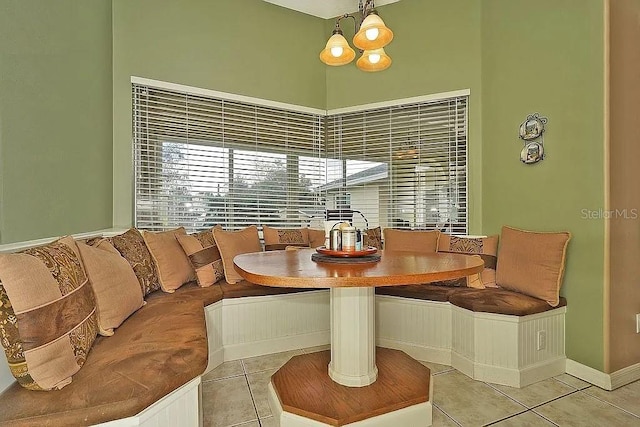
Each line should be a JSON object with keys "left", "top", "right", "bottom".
{"left": 213, "top": 226, "right": 262, "bottom": 284}
{"left": 142, "top": 227, "right": 196, "bottom": 293}
{"left": 176, "top": 234, "right": 224, "bottom": 287}
{"left": 0, "top": 236, "right": 98, "bottom": 390}
{"left": 77, "top": 240, "right": 144, "bottom": 336}
{"left": 496, "top": 226, "right": 571, "bottom": 307}
{"left": 307, "top": 229, "right": 327, "bottom": 248}
{"left": 383, "top": 229, "right": 440, "bottom": 253}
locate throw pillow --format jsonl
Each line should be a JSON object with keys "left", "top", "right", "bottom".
{"left": 142, "top": 227, "right": 196, "bottom": 293}
{"left": 213, "top": 225, "right": 262, "bottom": 284}
{"left": 77, "top": 240, "right": 144, "bottom": 336}
{"left": 363, "top": 226, "right": 383, "bottom": 249}
{"left": 383, "top": 229, "right": 440, "bottom": 253}
{"left": 176, "top": 234, "right": 224, "bottom": 287}
{"left": 262, "top": 225, "right": 309, "bottom": 251}
{"left": 109, "top": 228, "right": 160, "bottom": 296}
{"left": 496, "top": 226, "right": 571, "bottom": 307}
{"left": 0, "top": 236, "right": 98, "bottom": 390}
{"left": 438, "top": 234, "right": 499, "bottom": 288}
{"left": 307, "top": 228, "right": 327, "bottom": 248}
{"left": 192, "top": 227, "right": 217, "bottom": 248}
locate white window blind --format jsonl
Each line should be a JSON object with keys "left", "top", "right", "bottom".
{"left": 133, "top": 85, "right": 326, "bottom": 231}
{"left": 133, "top": 82, "right": 468, "bottom": 234}
{"left": 326, "top": 97, "right": 468, "bottom": 233}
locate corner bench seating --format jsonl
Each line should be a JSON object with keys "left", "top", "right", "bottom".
{"left": 0, "top": 233, "right": 568, "bottom": 427}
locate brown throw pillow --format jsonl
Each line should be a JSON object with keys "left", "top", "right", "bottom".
{"left": 110, "top": 228, "right": 160, "bottom": 296}
{"left": 308, "top": 228, "right": 327, "bottom": 248}
{"left": 192, "top": 227, "right": 217, "bottom": 248}
{"left": 438, "top": 234, "right": 499, "bottom": 289}
{"left": 383, "top": 229, "right": 440, "bottom": 253}
{"left": 213, "top": 225, "right": 262, "bottom": 284}
{"left": 363, "top": 226, "right": 383, "bottom": 249}
{"left": 262, "top": 225, "right": 309, "bottom": 251}
{"left": 496, "top": 226, "right": 571, "bottom": 307}
{"left": 142, "top": 227, "right": 196, "bottom": 293}
{"left": 176, "top": 234, "right": 224, "bottom": 287}
{"left": 0, "top": 236, "right": 98, "bottom": 391}
{"left": 77, "top": 240, "right": 144, "bottom": 336}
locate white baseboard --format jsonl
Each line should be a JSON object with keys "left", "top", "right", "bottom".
{"left": 224, "top": 331, "right": 330, "bottom": 361}
{"left": 566, "top": 359, "right": 640, "bottom": 390}
{"left": 376, "top": 338, "right": 452, "bottom": 365}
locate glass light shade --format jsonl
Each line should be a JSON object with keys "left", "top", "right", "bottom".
{"left": 320, "top": 33, "right": 356, "bottom": 66}
{"left": 353, "top": 12, "right": 393, "bottom": 50}
{"left": 356, "top": 48, "right": 392, "bottom": 72}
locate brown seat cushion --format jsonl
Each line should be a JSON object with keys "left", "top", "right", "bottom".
{"left": 0, "top": 296, "right": 208, "bottom": 426}
{"left": 448, "top": 288, "right": 567, "bottom": 316}
{"left": 375, "top": 284, "right": 464, "bottom": 302}
{"left": 219, "top": 280, "right": 316, "bottom": 299}
{"left": 145, "top": 281, "right": 224, "bottom": 307}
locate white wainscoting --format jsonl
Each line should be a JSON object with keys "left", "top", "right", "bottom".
{"left": 376, "top": 295, "right": 452, "bottom": 365}
{"left": 204, "top": 301, "right": 224, "bottom": 373}
{"left": 451, "top": 305, "right": 566, "bottom": 387}
{"left": 95, "top": 377, "right": 201, "bottom": 427}
{"left": 221, "top": 290, "right": 331, "bottom": 361}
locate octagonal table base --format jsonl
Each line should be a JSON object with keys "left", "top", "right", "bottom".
{"left": 268, "top": 348, "right": 433, "bottom": 427}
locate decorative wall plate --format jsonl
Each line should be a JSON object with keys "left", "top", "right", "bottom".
{"left": 519, "top": 113, "right": 547, "bottom": 141}
{"left": 520, "top": 141, "right": 544, "bottom": 164}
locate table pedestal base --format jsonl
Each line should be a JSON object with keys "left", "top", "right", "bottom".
{"left": 269, "top": 348, "right": 432, "bottom": 427}
{"left": 329, "top": 287, "right": 377, "bottom": 387}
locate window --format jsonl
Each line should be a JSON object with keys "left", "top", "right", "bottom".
{"left": 326, "top": 98, "right": 468, "bottom": 233}
{"left": 133, "top": 81, "right": 467, "bottom": 234}
{"left": 133, "top": 85, "right": 325, "bottom": 231}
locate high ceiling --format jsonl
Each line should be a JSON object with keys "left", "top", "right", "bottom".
{"left": 263, "top": 0, "right": 402, "bottom": 19}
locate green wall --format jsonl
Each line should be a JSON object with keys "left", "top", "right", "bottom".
{"left": 481, "top": 0, "right": 606, "bottom": 369}
{"left": 112, "top": 0, "right": 327, "bottom": 228}
{"left": 0, "top": 0, "right": 113, "bottom": 243}
{"left": 325, "top": 0, "right": 483, "bottom": 233}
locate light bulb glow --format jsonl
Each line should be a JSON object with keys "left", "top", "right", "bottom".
{"left": 368, "top": 53, "right": 381, "bottom": 64}
{"left": 365, "top": 27, "right": 379, "bottom": 41}
{"left": 330, "top": 46, "right": 344, "bottom": 57}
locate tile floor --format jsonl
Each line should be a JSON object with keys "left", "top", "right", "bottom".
{"left": 201, "top": 347, "right": 640, "bottom": 427}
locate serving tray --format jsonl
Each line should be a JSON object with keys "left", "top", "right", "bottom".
{"left": 315, "top": 246, "right": 378, "bottom": 258}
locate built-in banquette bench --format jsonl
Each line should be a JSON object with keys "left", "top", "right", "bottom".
{"left": 0, "top": 225, "right": 570, "bottom": 426}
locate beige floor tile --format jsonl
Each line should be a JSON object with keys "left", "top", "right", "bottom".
{"left": 232, "top": 421, "right": 260, "bottom": 427}
{"left": 433, "top": 371, "right": 526, "bottom": 426}
{"left": 420, "top": 360, "right": 454, "bottom": 375}
{"left": 489, "top": 378, "right": 577, "bottom": 408}
{"left": 301, "top": 344, "right": 330, "bottom": 354}
{"left": 242, "top": 350, "right": 303, "bottom": 374}
{"left": 552, "top": 373, "right": 591, "bottom": 390}
{"left": 203, "top": 360, "right": 245, "bottom": 382}
{"left": 247, "top": 368, "right": 278, "bottom": 418}
{"left": 432, "top": 406, "right": 460, "bottom": 426}
{"left": 258, "top": 417, "right": 277, "bottom": 427}
{"left": 202, "top": 376, "right": 258, "bottom": 427}
{"left": 534, "top": 391, "right": 640, "bottom": 426}
{"left": 583, "top": 380, "right": 640, "bottom": 417}
{"left": 488, "top": 411, "right": 556, "bottom": 426}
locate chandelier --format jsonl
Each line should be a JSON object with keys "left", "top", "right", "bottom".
{"left": 319, "top": 0, "right": 394, "bottom": 72}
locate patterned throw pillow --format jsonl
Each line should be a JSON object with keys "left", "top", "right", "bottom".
{"left": 438, "top": 234, "right": 499, "bottom": 289}
{"left": 176, "top": 234, "right": 224, "bottom": 287}
{"left": 192, "top": 228, "right": 217, "bottom": 248}
{"left": 110, "top": 228, "right": 160, "bottom": 296}
{"left": 142, "top": 227, "right": 196, "bottom": 293}
{"left": 77, "top": 240, "right": 144, "bottom": 336}
{"left": 262, "top": 225, "right": 309, "bottom": 251}
{"left": 363, "top": 227, "right": 383, "bottom": 249}
{"left": 0, "top": 236, "right": 98, "bottom": 390}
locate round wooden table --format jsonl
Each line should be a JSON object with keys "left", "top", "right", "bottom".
{"left": 234, "top": 248, "right": 483, "bottom": 387}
